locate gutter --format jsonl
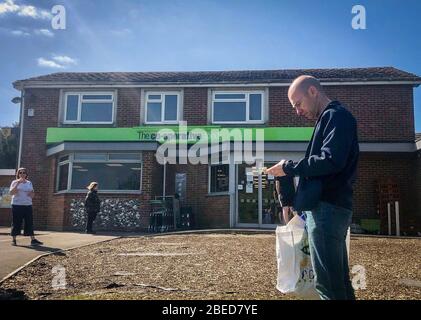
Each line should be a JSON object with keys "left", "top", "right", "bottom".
{"left": 13, "top": 80, "right": 421, "bottom": 90}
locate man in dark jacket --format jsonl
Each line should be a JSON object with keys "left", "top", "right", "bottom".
{"left": 267, "top": 75, "right": 359, "bottom": 300}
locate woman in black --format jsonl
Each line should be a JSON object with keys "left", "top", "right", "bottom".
{"left": 84, "top": 182, "right": 101, "bottom": 234}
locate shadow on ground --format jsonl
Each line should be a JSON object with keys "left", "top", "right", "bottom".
{"left": 17, "top": 245, "right": 66, "bottom": 255}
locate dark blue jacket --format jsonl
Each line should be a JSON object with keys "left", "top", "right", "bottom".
{"left": 282, "top": 101, "right": 359, "bottom": 211}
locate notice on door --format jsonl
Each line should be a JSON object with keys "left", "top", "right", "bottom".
{"left": 246, "top": 183, "right": 253, "bottom": 193}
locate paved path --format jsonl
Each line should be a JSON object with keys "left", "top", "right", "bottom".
{"left": 0, "top": 227, "right": 123, "bottom": 282}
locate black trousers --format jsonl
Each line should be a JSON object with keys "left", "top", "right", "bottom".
{"left": 11, "top": 205, "right": 34, "bottom": 237}
{"left": 86, "top": 211, "right": 97, "bottom": 232}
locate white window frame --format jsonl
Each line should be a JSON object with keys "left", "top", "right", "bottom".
{"left": 211, "top": 90, "right": 265, "bottom": 124}
{"left": 145, "top": 91, "right": 180, "bottom": 124}
{"left": 208, "top": 163, "right": 230, "bottom": 195}
{"left": 63, "top": 92, "right": 115, "bottom": 124}
{"left": 55, "top": 153, "right": 142, "bottom": 194}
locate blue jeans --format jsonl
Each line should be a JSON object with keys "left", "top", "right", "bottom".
{"left": 305, "top": 201, "right": 355, "bottom": 300}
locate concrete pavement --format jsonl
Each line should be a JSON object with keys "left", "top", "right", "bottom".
{"left": 0, "top": 227, "right": 123, "bottom": 282}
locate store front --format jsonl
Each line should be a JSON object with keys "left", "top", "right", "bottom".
{"left": 45, "top": 126, "right": 310, "bottom": 230}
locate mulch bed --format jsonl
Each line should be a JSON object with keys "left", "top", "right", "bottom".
{"left": 0, "top": 233, "right": 420, "bottom": 300}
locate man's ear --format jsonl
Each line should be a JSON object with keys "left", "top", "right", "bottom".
{"left": 308, "top": 85, "right": 317, "bottom": 97}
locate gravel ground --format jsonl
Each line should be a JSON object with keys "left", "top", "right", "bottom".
{"left": 0, "top": 233, "right": 420, "bottom": 300}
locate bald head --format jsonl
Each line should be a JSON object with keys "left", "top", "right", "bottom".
{"left": 287, "top": 75, "right": 331, "bottom": 120}
{"left": 288, "top": 75, "right": 324, "bottom": 99}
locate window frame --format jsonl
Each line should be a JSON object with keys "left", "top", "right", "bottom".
{"left": 144, "top": 91, "right": 181, "bottom": 124}
{"left": 55, "top": 153, "right": 143, "bottom": 194}
{"left": 63, "top": 91, "right": 116, "bottom": 124}
{"left": 208, "top": 163, "right": 230, "bottom": 195}
{"left": 56, "top": 154, "right": 71, "bottom": 192}
{"left": 211, "top": 90, "right": 265, "bottom": 124}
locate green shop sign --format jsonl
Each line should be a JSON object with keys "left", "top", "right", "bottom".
{"left": 46, "top": 126, "right": 313, "bottom": 144}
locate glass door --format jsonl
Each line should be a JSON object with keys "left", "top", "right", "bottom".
{"left": 261, "top": 162, "right": 282, "bottom": 226}
{"left": 237, "top": 164, "right": 259, "bottom": 225}
{"left": 236, "top": 162, "right": 282, "bottom": 227}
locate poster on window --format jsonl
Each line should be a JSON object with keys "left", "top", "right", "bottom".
{"left": 175, "top": 173, "right": 187, "bottom": 204}
{"left": 246, "top": 182, "right": 253, "bottom": 193}
{"left": 0, "top": 187, "right": 12, "bottom": 208}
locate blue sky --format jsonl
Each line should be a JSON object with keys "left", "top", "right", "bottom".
{"left": 1, "top": 0, "right": 421, "bottom": 131}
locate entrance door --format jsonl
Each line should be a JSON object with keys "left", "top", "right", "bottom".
{"left": 237, "top": 164, "right": 259, "bottom": 225}
{"left": 236, "top": 162, "right": 281, "bottom": 227}
{"left": 261, "top": 163, "right": 282, "bottom": 226}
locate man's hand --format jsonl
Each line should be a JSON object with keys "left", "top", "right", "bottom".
{"left": 266, "top": 160, "right": 287, "bottom": 177}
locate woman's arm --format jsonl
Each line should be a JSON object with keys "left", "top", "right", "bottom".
{"left": 9, "top": 180, "right": 21, "bottom": 195}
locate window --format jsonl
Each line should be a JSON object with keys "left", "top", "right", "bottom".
{"left": 145, "top": 92, "right": 180, "bottom": 123}
{"left": 209, "top": 164, "right": 229, "bottom": 193}
{"left": 56, "top": 153, "right": 142, "bottom": 192}
{"left": 57, "top": 155, "right": 70, "bottom": 191}
{"left": 64, "top": 92, "right": 115, "bottom": 124}
{"left": 0, "top": 187, "right": 12, "bottom": 208}
{"left": 212, "top": 91, "right": 264, "bottom": 123}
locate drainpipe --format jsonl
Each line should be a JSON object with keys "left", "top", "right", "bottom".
{"left": 17, "top": 89, "right": 24, "bottom": 169}
{"left": 163, "top": 158, "right": 166, "bottom": 198}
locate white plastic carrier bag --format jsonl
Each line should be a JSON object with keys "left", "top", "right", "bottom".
{"left": 275, "top": 214, "right": 351, "bottom": 300}
{"left": 275, "top": 214, "right": 319, "bottom": 299}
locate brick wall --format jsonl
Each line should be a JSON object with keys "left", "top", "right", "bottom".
{"left": 353, "top": 153, "right": 419, "bottom": 233}
{"left": 21, "top": 88, "right": 60, "bottom": 229}
{"left": 183, "top": 88, "right": 208, "bottom": 125}
{"left": 202, "top": 195, "right": 230, "bottom": 228}
{"left": 117, "top": 88, "right": 141, "bottom": 127}
{"left": 269, "top": 85, "right": 415, "bottom": 142}
{"left": 165, "top": 163, "right": 230, "bottom": 228}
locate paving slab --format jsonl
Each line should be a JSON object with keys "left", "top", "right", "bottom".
{"left": 0, "top": 227, "right": 122, "bottom": 281}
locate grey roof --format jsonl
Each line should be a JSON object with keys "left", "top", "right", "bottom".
{"left": 13, "top": 67, "right": 421, "bottom": 89}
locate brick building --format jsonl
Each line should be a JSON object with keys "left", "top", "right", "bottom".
{"left": 8, "top": 67, "right": 421, "bottom": 234}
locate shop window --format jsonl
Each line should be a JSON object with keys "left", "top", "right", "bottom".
{"left": 56, "top": 153, "right": 142, "bottom": 192}
{"left": 209, "top": 164, "right": 229, "bottom": 193}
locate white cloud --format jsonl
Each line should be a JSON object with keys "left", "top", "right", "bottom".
{"left": 0, "top": 0, "right": 52, "bottom": 20}
{"left": 11, "top": 29, "right": 29, "bottom": 36}
{"left": 0, "top": 0, "right": 18, "bottom": 14}
{"left": 52, "top": 55, "right": 77, "bottom": 65}
{"left": 37, "top": 58, "right": 64, "bottom": 69}
{"left": 34, "top": 28, "right": 54, "bottom": 37}
{"left": 37, "top": 55, "right": 78, "bottom": 69}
